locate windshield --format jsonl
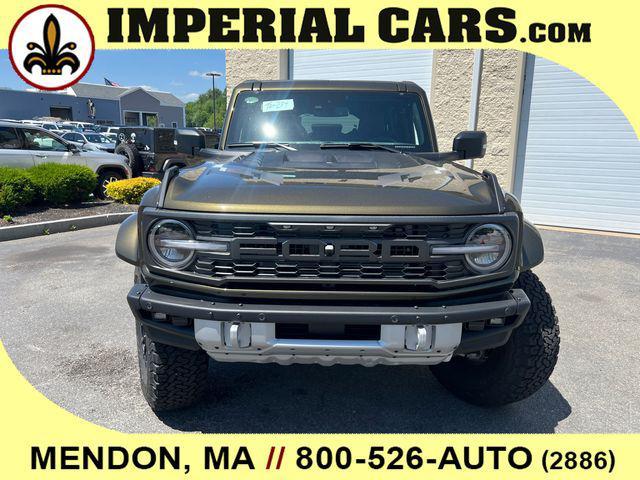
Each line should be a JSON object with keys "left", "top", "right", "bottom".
{"left": 85, "top": 133, "right": 110, "bottom": 143}
{"left": 225, "top": 90, "right": 434, "bottom": 152}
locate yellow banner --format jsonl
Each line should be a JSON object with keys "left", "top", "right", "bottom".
{"left": 1, "top": 343, "right": 639, "bottom": 478}
{"left": 0, "top": 0, "right": 638, "bottom": 138}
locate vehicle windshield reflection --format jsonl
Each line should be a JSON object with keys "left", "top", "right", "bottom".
{"left": 226, "top": 90, "right": 434, "bottom": 153}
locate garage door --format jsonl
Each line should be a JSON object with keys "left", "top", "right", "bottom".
{"left": 515, "top": 55, "right": 640, "bottom": 233}
{"left": 291, "top": 50, "right": 433, "bottom": 97}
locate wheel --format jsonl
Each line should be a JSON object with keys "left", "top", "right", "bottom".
{"left": 114, "top": 143, "right": 143, "bottom": 176}
{"left": 96, "top": 169, "right": 124, "bottom": 200}
{"left": 430, "top": 270, "right": 560, "bottom": 406}
{"left": 136, "top": 320, "right": 209, "bottom": 411}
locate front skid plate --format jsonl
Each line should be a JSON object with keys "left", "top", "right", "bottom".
{"left": 195, "top": 321, "right": 462, "bottom": 366}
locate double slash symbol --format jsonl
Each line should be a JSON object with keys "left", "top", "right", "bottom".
{"left": 266, "top": 446, "right": 286, "bottom": 470}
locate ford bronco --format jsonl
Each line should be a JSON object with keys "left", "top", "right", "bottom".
{"left": 116, "top": 80, "right": 559, "bottom": 411}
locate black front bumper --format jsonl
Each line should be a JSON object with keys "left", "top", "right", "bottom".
{"left": 127, "top": 285, "right": 530, "bottom": 355}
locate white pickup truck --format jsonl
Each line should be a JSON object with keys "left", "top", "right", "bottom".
{"left": 0, "top": 121, "right": 131, "bottom": 199}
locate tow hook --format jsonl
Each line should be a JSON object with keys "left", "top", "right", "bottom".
{"left": 224, "top": 322, "right": 251, "bottom": 348}
{"left": 405, "top": 325, "right": 430, "bottom": 351}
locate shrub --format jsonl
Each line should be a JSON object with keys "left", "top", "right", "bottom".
{"left": 0, "top": 167, "right": 37, "bottom": 215}
{"left": 27, "top": 163, "right": 97, "bottom": 205}
{"left": 106, "top": 177, "right": 161, "bottom": 204}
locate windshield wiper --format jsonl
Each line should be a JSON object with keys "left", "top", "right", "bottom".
{"left": 319, "top": 142, "right": 404, "bottom": 154}
{"left": 227, "top": 142, "right": 297, "bottom": 151}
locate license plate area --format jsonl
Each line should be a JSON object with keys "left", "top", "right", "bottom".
{"left": 275, "top": 323, "right": 381, "bottom": 341}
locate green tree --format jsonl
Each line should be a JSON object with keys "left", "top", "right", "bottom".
{"left": 185, "top": 88, "right": 227, "bottom": 129}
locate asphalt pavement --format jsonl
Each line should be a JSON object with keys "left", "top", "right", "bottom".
{"left": 1, "top": 225, "right": 638, "bottom": 433}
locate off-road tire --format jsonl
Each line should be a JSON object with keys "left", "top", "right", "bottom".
{"left": 115, "top": 143, "right": 143, "bottom": 176}
{"left": 136, "top": 320, "right": 209, "bottom": 411}
{"left": 430, "top": 270, "right": 560, "bottom": 406}
{"left": 96, "top": 169, "right": 124, "bottom": 200}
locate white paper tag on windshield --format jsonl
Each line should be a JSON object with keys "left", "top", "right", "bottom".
{"left": 262, "top": 99, "right": 294, "bottom": 113}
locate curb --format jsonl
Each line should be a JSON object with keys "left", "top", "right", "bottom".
{"left": 0, "top": 212, "right": 134, "bottom": 242}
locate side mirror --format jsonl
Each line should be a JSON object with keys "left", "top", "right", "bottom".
{"left": 67, "top": 143, "right": 79, "bottom": 153}
{"left": 452, "top": 131, "right": 487, "bottom": 159}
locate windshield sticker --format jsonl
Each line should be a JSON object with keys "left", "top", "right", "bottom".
{"left": 262, "top": 99, "right": 294, "bottom": 113}
{"left": 245, "top": 96, "right": 258, "bottom": 104}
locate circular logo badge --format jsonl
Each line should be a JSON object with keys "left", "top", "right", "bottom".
{"left": 9, "top": 5, "right": 94, "bottom": 91}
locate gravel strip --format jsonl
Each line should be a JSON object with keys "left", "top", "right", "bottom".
{"left": 1, "top": 201, "right": 137, "bottom": 227}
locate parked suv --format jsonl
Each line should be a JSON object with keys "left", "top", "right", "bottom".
{"left": 116, "top": 81, "right": 559, "bottom": 411}
{"left": 0, "top": 121, "right": 131, "bottom": 198}
{"left": 114, "top": 127, "right": 219, "bottom": 176}
{"left": 61, "top": 131, "right": 116, "bottom": 152}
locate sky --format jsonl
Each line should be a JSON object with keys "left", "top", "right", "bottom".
{"left": 0, "top": 49, "right": 226, "bottom": 102}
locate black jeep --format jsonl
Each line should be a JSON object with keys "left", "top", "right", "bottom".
{"left": 116, "top": 80, "right": 559, "bottom": 412}
{"left": 114, "top": 127, "right": 219, "bottom": 176}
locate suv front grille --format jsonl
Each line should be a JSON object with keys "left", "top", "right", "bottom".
{"left": 193, "top": 258, "right": 467, "bottom": 281}
{"left": 183, "top": 220, "right": 475, "bottom": 284}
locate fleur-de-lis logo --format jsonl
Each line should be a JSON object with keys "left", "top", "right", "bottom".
{"left": 10, "top": 5, "right": 94, "bottom": 90}
{"left": 23, "top": 14, "right": 80, "bottom": 75}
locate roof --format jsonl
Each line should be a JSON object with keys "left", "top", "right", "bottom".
{"left": 233, "top": 79, "right": 423, "bottom": 93}
{"left": 68, "top": 83, "right": 125, "bottom": 100}
{"left": 145, "top": 91, "right": 185, "bottom": 108}
{"left": 67, "top": 83, "right": 184, "bottom": 107}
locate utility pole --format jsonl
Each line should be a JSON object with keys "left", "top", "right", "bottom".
{"left": 205, "top": 71, "right": 222, "bottom": 131}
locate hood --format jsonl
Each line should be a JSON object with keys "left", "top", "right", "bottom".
{"left": 162, "top": 150, "right": 501, "bottom": 215}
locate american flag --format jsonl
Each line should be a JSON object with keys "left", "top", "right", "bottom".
{"left": 104, "top": 77, "right": 121, "bottom": 87}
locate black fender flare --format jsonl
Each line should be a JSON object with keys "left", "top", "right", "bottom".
{"left": 521, "top": 219, "right": 544, "bottom": 270}
{"left": 115, "top": 213, "right": 139, "bottom": 265}
{"left": 116, "top": 185, "right": 162, "bottom": 265}
{"left": 160, "top": 157, "right": 187, "bottom": 172}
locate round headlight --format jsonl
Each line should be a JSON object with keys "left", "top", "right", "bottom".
{"left": 148, "top": 219, "right": 195, "bottom": 269}
{"left": 464, "top": 224, "right": 512, "bottom": 273}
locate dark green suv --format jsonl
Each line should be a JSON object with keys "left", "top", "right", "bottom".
{"left": 117, "top": 80, "right": 559, "bottom": 411}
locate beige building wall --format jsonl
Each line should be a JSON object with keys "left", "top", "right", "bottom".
{"left": 225, "top": 50, "right": 288, "bottom": 98}
{"left": 476, "top": 50, "right": 524, "bottom": 188}
{"left": 430, "top": 49, "right": 523, "bottom": 188}
{"left": 429, "top": 50, "right": 475, "bottom": 153}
